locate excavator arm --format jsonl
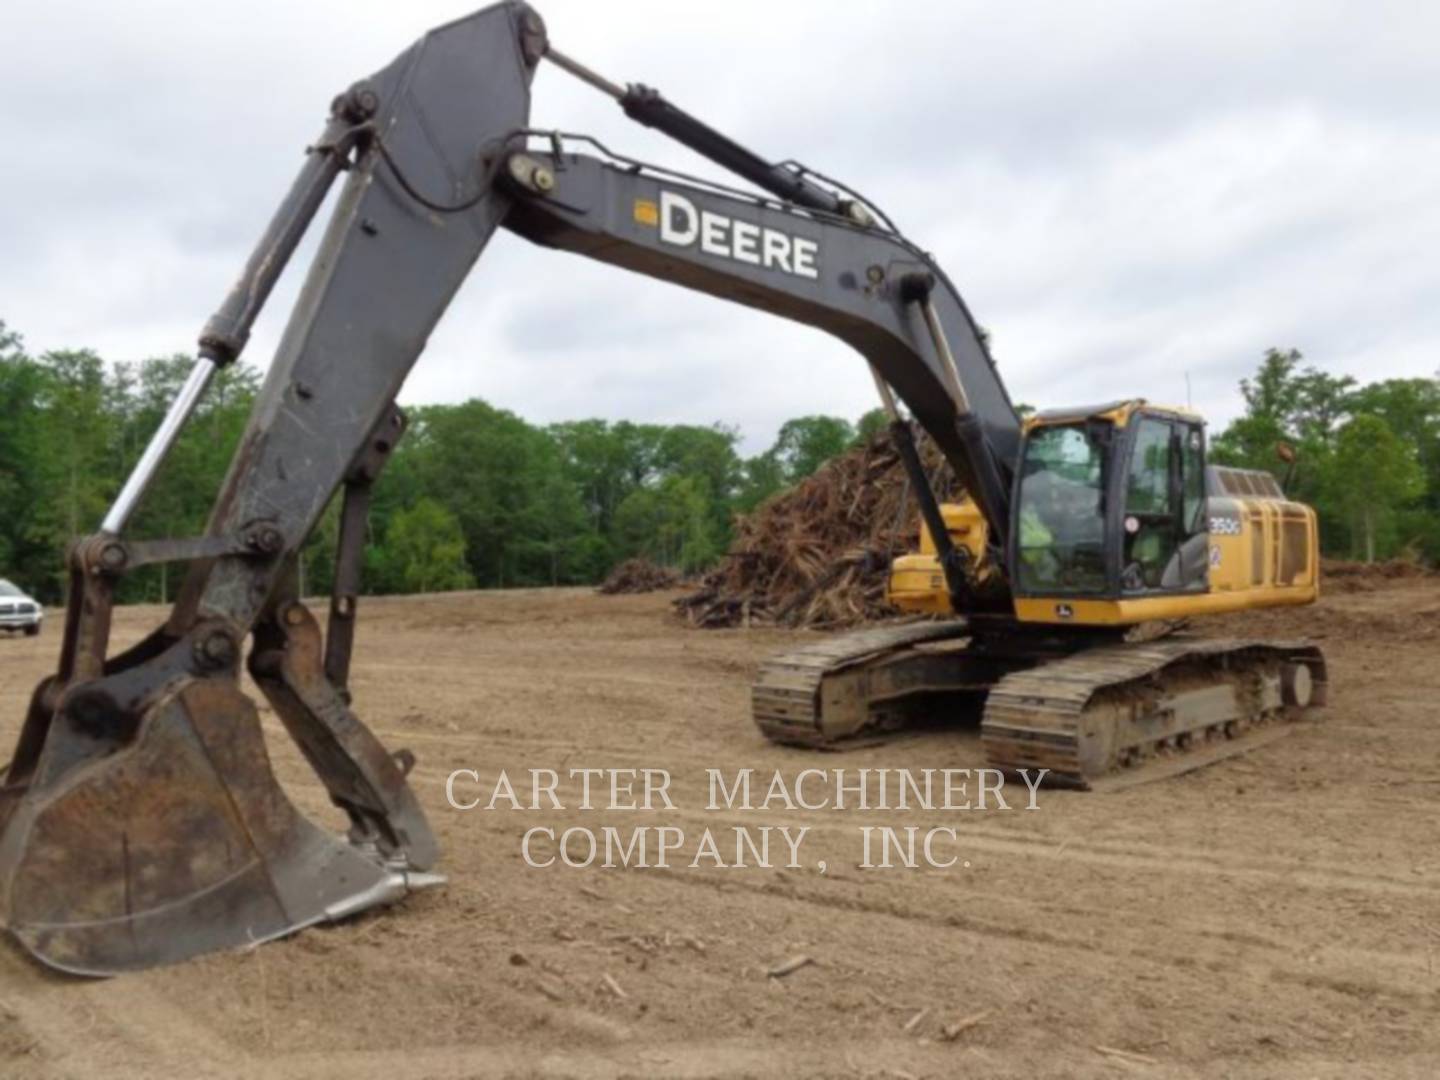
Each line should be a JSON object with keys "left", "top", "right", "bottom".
{"left": 0, "top": 0, "right": 1020, "bottom": 974}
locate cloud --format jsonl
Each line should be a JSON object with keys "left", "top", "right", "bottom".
{"left": 2, "top": 0, "right": 1435, "bottom": 455}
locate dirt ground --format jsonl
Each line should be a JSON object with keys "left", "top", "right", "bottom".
{"left": 0, "top": 577, "right": 1438, "bottom": 1079}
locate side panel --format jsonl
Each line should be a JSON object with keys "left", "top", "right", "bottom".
{"left": 1207, "top": 496, "right": 1318, "bottom": 594}
{"left": 1205, "top": 497, "right": 1252, "bottom": 592}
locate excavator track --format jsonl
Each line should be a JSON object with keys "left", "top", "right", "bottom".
{"left": 753, "top": 624, "right": 1326, "bottom": 789}
{"left": 752, "top": 622, "right": 978, "bottom": 747}
{"left": 981, "top": 638, "right": 1327, "bottom": 790}
{"left": 752, "top": 620, "right": 1076, "bottom": 749}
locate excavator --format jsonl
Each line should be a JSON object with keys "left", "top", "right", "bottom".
{"left": 0, "top": 2, "right": 1325, "bottom": 975}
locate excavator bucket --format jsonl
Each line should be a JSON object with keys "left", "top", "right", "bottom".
{"left": 3, "top": 686, "right": 379, "bottom": 973}
{"left": 0, "top": 618, "right": 440, "bottom": 976}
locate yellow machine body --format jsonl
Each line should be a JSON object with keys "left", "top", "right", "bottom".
{"left": 887, "top": 400, "right": 1320, "bottom": 627}
{"left": 887, "top": 500, "right": 990, "bottom": 615}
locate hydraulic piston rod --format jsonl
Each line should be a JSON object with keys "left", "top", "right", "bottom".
{"left": 101, "top": 357, "right": 217, "bottom": 534}
{"left": 918, "top": 298, "right": 972, "bottom": 416}
{"left": 543, "top": 46, "right": 865, "bottom": 221}
{"left": 101, "top": 106, "right": 365, "bottom": 536}
{"left": 899, "top": 272, "right": 1012, "bottom": 554}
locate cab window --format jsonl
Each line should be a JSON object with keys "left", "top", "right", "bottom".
{"left": 1182, "top": 426, "right": 1205, "bottom": 533}
{"left": 1016, "top": 424, "right": 1107, "bottom": 594}
{"left": 1126, "top": 420, "right": 1171, "bottom": 515}
{"left": 1122, "top": 418, "right": 1177, "bottom": 589}
{"left": 1121, "top": 418, "right": 1207, "bottom": 592}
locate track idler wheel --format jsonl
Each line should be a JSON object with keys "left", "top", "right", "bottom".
{"left": 1281, "top": 662, "right": 1315, "bottom": 708}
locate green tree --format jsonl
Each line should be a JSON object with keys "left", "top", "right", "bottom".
{"left": 548, "top": 419, "right": 662, "bottom": 538}
{"left": 1290, "top": 368, "right": 1357, "bottom": 448}
{"left": 1327, "top": 415, "right": 1424, "bottom": 562}
{"left": 613, "top": 474, "right": 720, "bottom": 571}
{"left": 653, "top": 424, "right": 742, "bottom": 497}
{"left": 377, "top": 498, "right": 474, "bottom": 593}
{"left": 1213, "top": 349, "right": 1440, "bottom": 562}
{"left": 735, "top": 450, "right": 785, "bottom": 512}
{"left": 1211, "top": 347, "right": 1310, "bottom": 481}
{"left": 121, "top": 355, "right": 261, "bottom": 601}
{"left": 1240, "top": 347, "right": 1302, "bottom": 422}
{"left": 651, "top": 423, "right": 742, "bottom": 551}
{"left": 0, "top": 333, "right": 47, "bottom": 578}
{"left": 854, "top": 408, "right": 890, "bottom": 444}
{"left": 1348, "top": 378, "right": 1440, "bottom": 560}
{"left": 24, "top": 350, "right": 117, "bottom": 595}
{"left": 513, "top": 464, "right": 608, "bottom": 586}
{"left": 771, "top": 415, "right": 855, "bottom": 483}
{"left": 1210, "top": 413, "right": 1290, "bottom": 474}
{"left": 386, "top": 400, "right": 602, "bottom": 587}
{"left": 0, "top": 321, "right": 22, "bottom": 362}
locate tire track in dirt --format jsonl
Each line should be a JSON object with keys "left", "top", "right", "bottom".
{"left": 227, "top": 1035, "right": 999, "bottom": 1080}
{"left": 635, "top": 868, "right": 1440, "bottom": 1005}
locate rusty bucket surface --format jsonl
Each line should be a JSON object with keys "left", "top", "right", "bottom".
{"left": 0, "top": 615, "right": 440, "bottom": 976}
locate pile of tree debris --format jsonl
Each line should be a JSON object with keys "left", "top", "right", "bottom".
{"left": 675, "top": 428, "right": 958, "bottom": 629}
{"left": 597, "top": 558, "right": 682, "bottom": 595}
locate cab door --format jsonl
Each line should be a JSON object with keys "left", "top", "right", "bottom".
{"left": 1117, "top": 414, "right": 1209, "bottom": 594}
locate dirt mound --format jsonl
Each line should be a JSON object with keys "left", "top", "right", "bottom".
{"left": 675, "top": 428, "right": 958, "bottom": 629}
{"left": 1320, "top": 557, "right": 1435, "bottom": 593}
{"left": 598, "top": 558, "right": 680, "bottom": 595}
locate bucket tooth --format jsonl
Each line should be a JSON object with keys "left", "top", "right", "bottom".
{"left": 0, "top": 674, "right": 430, "bottom": 976}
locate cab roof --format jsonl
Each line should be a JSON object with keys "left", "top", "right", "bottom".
{"left": 1025, "top": 399, "right": 1204, "bottom": 430}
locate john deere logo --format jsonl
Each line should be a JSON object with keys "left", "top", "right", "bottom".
{"left": 649, "top": 190, "right": 820, "bottom": 280}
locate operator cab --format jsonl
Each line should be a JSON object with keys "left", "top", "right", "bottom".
{"left": 1011, "top": 401, "right": 1209, "bottom": 606}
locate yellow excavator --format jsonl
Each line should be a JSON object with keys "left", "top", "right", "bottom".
{"left": 752, "top": 404, "right": 1324, "bottom": 785}
{"left": 0, "top": 2, "right": 1323, "bottom": 974}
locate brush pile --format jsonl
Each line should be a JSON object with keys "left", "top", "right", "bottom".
{"left": 598, "top": 558, "right": 681, "bottom": 595}
{"left": 675, "top": 427, "right": 959, "bottom": 629}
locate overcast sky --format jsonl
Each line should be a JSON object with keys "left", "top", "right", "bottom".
{"left": 3, "top": 0, "right": 1435, "bottom": 454}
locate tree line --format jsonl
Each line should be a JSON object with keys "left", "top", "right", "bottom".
{"left": 1, "top": 319, "right": 1434, "bottom": 604}
{"left": 0, "top": 319, "right": 886, "bottom": 603}
{"left": 1209, "top": 348, "right": 1438, "bottom": 564}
